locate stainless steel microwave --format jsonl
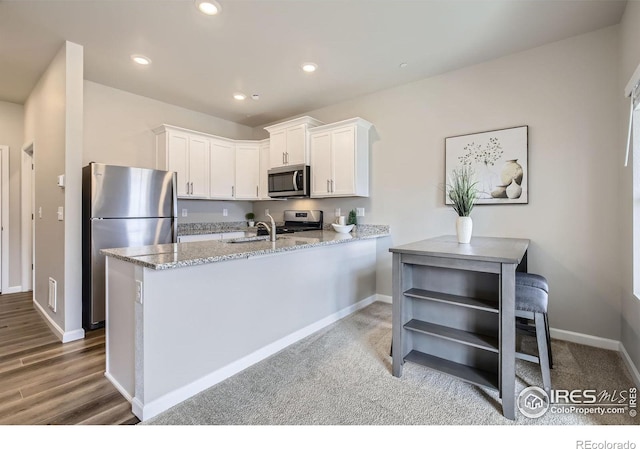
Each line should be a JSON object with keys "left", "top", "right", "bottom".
{"left": 267, "top": 164, "right": 310, "bottom": 198}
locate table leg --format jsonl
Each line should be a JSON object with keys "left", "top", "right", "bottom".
{"left": 392, "top": 254, "right": 403, "bottom": 377}
{"left": 501, "top": 263, "right": 516, "bottom": 420}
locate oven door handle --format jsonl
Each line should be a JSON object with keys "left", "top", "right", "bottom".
{"left": 292, "top": 170, "right": 298, "bottom": 191}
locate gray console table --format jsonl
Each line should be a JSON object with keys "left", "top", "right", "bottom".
{"left": 389, "top": 235, "right": 529, "bottom": 420}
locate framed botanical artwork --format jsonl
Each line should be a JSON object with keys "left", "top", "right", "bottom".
{"left": 445, "top": 125, "right": 528, "bottom": 205}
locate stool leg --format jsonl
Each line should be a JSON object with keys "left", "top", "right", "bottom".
{"left": 544, "top": 313, "right": 553, "bottom": 369}
{"left": 535, "top": 312, "right": 551, "bottom": 393}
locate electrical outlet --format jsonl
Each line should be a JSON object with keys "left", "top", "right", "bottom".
{"left": 57, "top": 206, "right": 64, "bottom": 221}
{"left": 223, "top": 208, "right": 228, "bottom": 217}
{"left": 135, "top": 280, "right": 143, "bottom": 304}
{"left": 181, "top": 209, "right": 188, "bottom": 217}
{"left": 335, "top": 208, "right": 341, "bottom": 217}
{"left": 356, "top": 208, "right": 365, "bottom": 217}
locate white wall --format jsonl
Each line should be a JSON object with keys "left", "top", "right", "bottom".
{"left": 83, "top": 81, "right": 255, "bottom": 223}
{"left": 24, "top": 41, "right": 85, "bottom": 340}
{"left": 258, "top": 25, "right": 622, "bottom": 341}
{"left": 619, "top": 1, "right": 640, "bottom": 370}
{"left": 0, "top": 100, "right": 24, "bottom": 290}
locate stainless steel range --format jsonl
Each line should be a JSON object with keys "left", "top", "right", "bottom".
{"left": 257, "top": 210, "right": 323, "bottom": 235}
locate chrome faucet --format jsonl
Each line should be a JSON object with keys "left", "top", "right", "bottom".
{"left": 256, "top": 213, "right": 277, "bottom": 242}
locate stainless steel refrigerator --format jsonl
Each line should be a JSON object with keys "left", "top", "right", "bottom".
{"left": 82, "top": 163, "right": 177, "bottom": 330}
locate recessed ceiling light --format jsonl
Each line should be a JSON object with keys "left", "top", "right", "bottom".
{"left": 302, "top": 63, "right": 317, "bottom": 73}
{"left": 233, "top": 93, "right": 246, "bottom": 101}
{"left": 131, "top": 55, "right": 151, "bottom": 65}
{"left": 251, "top": 94, "right": 260, "bottom": 101}
{"left": 399, "top": 62, "right": 408, "bottom": 69}
{"left": 196, "top": 1, "right": 221, "bottom": 15}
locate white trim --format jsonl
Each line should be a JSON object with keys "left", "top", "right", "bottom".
{"left": 132, "top": 294, "right": 377, "bottom": 422}
{"left": 375, "top": 293, "right": 392, "bottom": 304}
{"left": 32, "top": 298, "right": 84, "bottom": 343}
{"left": 3, "top": 286, "right": 22, "bottom": 294}
{"left": 0, "top": 146, "right": 8, "bottom": 294}
{"left": 619, "top": 343, "right": 640, "bottom": 388}
{"left": 550, "top": 327, "right": 621, "bottom": 351}
{"left": 105, "top": 372, "right": 133, "bottom": 403}
{"left": 21, "top": 142, "right": 33, "bottom": 292}
{"left": 625, "top": 62, "right": 640, "bottom": 97}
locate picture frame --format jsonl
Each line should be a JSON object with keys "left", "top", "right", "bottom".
{"left": 445, "top": 125, "right": 528, "bottom": 205}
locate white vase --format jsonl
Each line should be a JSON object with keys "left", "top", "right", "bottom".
{"left": 456, "top": 216, "right": 473, "bottom": 244}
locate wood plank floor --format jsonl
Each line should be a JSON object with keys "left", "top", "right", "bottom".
{"left": 0, "top": 291, "right": 139, "bottom": 425}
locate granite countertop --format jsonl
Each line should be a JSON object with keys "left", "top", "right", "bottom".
{"left": 178, "top": 221, "right": 250, "bottom": 236}
{"left": 102, "top": 225, "right": 390, "bottom": 270}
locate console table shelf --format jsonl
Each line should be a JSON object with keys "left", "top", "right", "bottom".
{"left": 390, "top": 235, "right": 529, "bottom": 420}
{"left": 403, "top": 288, "right": 499, "bottom": 313}
{"left": 404, "top": 350, "right": 499, "bottom": 391}
{"left": 403, "top": 319, "right": 499, "bottom": 352}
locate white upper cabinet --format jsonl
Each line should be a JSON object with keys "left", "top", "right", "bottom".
{"left": 155, "top": 126, "right": 210, "bottom": 199}
{"left": 264, "top": 116, "right": 324, "bottom": 168}
{"left": 309, "top": 117, "right": 373, "bottom": 198}
{"left": 209, "top": 138, "right": 236, "bottom": 199}
{"left": 235, "top": 142, "right": 260, "bottom": 200}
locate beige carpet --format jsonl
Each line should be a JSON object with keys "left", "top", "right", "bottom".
{"left": 142, "top": 302, "right": 638, "bottom": 426}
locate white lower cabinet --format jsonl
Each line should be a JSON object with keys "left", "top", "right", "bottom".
{"left": 309, "top": 117, "right": 373, "bottom": 198}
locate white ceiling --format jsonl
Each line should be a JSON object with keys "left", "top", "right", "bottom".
{"left": 0, "top": 0, "right": 627, "bottom": 128}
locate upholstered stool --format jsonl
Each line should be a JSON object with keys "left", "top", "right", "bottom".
{"left": 515, "top": 272, "right": 552, "bottom": 392}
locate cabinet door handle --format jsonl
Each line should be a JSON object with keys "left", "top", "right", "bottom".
{"left": 330, "top": 180, "right": 334, "bottom": 193}
{"left": 286, "top": 152, "right": 289, "bottom": 164}
{"left": 190, "top": 182, "right": 194, "bottom": 195}
{"left": 232, "top": 186, "right": 235, "bottom": 197}
{"left": 186, "top": 182, "right": 190, "bottom": 195}
{"left": 256, "top": 185, "right": 259, "bottom": 197}
{"left": 282, "top": 152, "right": 285, "bottom": 165}
{"left": 327, "top": 179, "right": 330, "bottom": 193}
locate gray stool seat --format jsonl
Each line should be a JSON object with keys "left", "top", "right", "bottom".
{"left": 516, "top": 279, "right": 548, "bottom": 314}
{"left": 515, "top": 272, "right": 552, "bottom": 393}
{"left": 516, "top": 272, "right": 548, "bottom": 293}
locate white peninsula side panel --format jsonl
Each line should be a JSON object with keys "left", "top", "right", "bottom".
{"left": 105, "top": 238, "right": 378, "bottom": 421}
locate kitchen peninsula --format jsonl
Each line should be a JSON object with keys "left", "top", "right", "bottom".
{"left": 102, "top": 225, "right": 390, "bottom": 421}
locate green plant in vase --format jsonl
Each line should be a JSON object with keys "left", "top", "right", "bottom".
{"left": 347, "top": 209, "right": 357, "bottom": 226}
{"left": 446, "top": 166, "right": 478, "bottom": 243}
{"left": 245, "top": 212, "right": 255, "bottom": 227}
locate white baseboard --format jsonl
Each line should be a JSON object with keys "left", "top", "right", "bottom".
{"left": 619, "top": 343, "right": 640, "bottom": 388}
{"left": 375, "top": 294, "right": 392, "bottom": 304}
{"left": 32, "top": 298, "right": 85, "bottom": 343}
{"left": 2, "top": 285, "right": 21, "bottom": 294}
{"left": 550, "top": 327, "right": 620, "bottom": 351}
{"left": 135, "top": 294, "right": 378, "bottom": 422}
{"left": 105, "top": 372, "right": 133, "bottom": 402}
